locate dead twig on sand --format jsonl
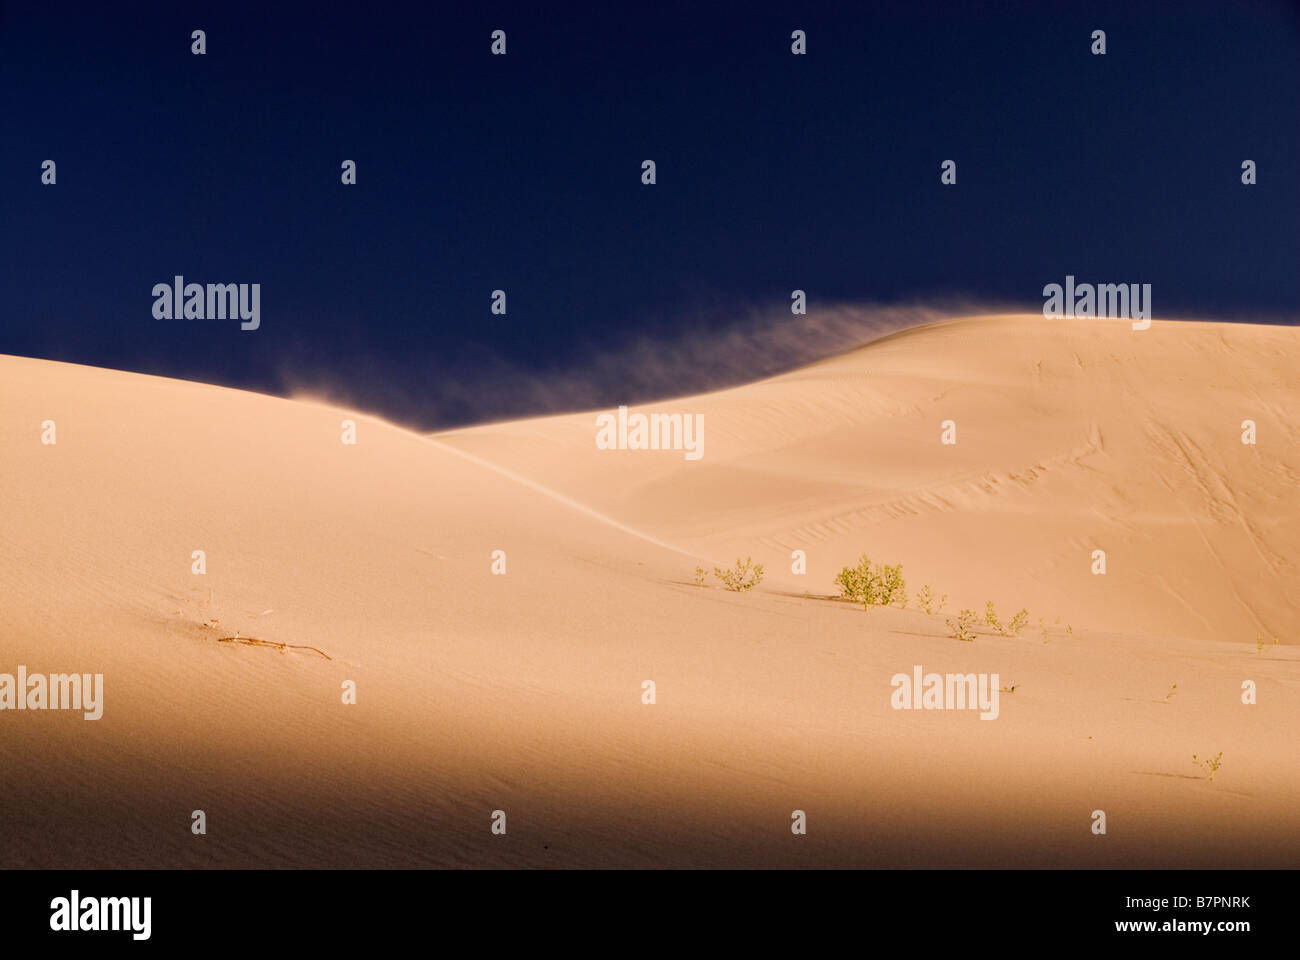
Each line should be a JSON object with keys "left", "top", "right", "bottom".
{"left": 217, "top": 636, "right": 333, "bottom": 661}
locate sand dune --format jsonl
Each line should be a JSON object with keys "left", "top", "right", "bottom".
{"left": 441, "top": 315, "right": 1300, "bottom": 647}
{"left": 2, "top": 314, "right": 1297, "bottom": 868}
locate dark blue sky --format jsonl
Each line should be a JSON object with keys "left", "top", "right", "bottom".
{"left": 3, "top": 1, "right": 1298, "bottom": 428}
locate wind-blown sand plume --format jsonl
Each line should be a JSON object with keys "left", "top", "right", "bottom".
{"left": 1, "top": 314, "right": 1298, "bottom": 868}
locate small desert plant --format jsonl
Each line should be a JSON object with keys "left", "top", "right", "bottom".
{"left": 834, "top": 558, "right": 869, "bottom": 601}
{"left": 947, "top": 608, "right": 978, "bottom": 642}
{"left": 1038, "top": 617, "right": 1050, "bottom": 643}
{"left": 1192, "top": 751, "right": 1223, "bottom": 781}
{"left": 694, "top": 566, "right": 707, "bottom": 586}
{"left": 985, "top": 601, "right": 1029, "bottom": 638}
{"left": 873, "top": 562, "right": 906, "bottom": 607}
{"left": 1162, "top": 683, "right": 1177, "bottom": 703}
{"left": 714, "top": 557, "right": 764, "bottom": 592}
{"left": 835, "top": 554, "right": 906, "bottom": 607}
{"left": 985, "top": 601, "right": 999, "bottom": 630}
{"left": 915, "top": 584, "right": 947, "bottom": 614}
{"left": 1257, "top": 634, "right": 1277, "bottom": 653}
{"left": 1000, "top": 681, "right": 1019, "bottom": 694}
{"left": 1003, "top": 608, "right": 1029, "bottom": 637}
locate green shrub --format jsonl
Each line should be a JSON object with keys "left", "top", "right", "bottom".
{"left": 985, "top": 601, "right": 1030, "bottom": 638}
{"left": 915, "top": 584, "right": 947, "bottom": 614}
{"left": 875, "top": 562, "right": 906, "bottom": 607}
{"left": 834, "top": 557, "right": 871, "bottom": 602}
{"left": 834, "top": 554, "right": 906, "bottom": 607}
{"left": 947, "top": 608, "right": 978, "bottom": 642}
{"left": 713, "top": 557, "right": 764, "bottom": 592}
{"left": 1004, "top": 608, "right": 1029, "bottom": 637}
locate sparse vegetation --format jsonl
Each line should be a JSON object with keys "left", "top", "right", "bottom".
{"left": 713, "top": 556, "right": 764, "bottom": 592}
{"left": 1036, "top": 616, "right": 1074, "bottom": 642}
{"left": 694, "top": 566, "right": 707, "bottom": 586}
{"left": 985, "top": 601, "right": 1029, "bottom": 638}
{"left": 915, "top": 584, "right": 947, "bottom": 614}
{"left": 818, "top": 565, "right": 1076, "bottom": 643}
{"left": 1192, "top": 751, "right": 1223, "bottom": 781}
{"left": 1161, "top": 683, "right": 1177, "bottom": 703}
{"left": 834, "top": 554, "right": 907, "bottom": 608}
{"left": 947, "top": 608, "right": 978, "bottom": 642}
{"left": 1257, "top": 634, "right": 1278, "bottom": 653}
{"left": 1000, "top": 681, "right": 1019, "bottom": 694}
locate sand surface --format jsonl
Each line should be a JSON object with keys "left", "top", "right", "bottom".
{"left": 2, "top": 314, "right": 1297, "bottom": 867}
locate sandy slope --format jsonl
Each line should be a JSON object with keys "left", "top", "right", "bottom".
{"left": 1, "top": 314, "right": 1298, "bottom": 868}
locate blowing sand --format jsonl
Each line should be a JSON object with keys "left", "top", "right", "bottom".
{"left": 2, "top": 314, "right": 1297, "bottom": 867}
